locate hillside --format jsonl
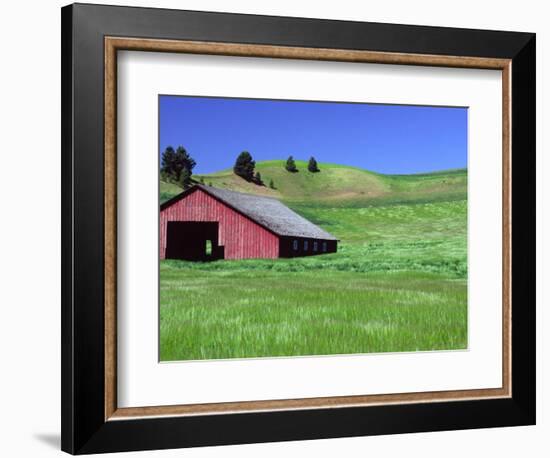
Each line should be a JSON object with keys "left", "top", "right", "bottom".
{"left": 160, "top": 160, "right": 467, "bottom": 207}
{"left": 159, "top": 160, "right": 468, "bottom": 361}
{"left": 160, "top": 180, "right": 183, "bottom": 203}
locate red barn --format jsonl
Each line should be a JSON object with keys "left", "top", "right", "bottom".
{"left": 160, "top": 184, "right": 338, "bottom": 261}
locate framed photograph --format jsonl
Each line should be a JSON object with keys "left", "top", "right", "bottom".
{"left": 61, "top": 3, "right": 536, "bottom": 454}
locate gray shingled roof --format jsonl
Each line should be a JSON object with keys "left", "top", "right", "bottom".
{"left": 196, "top": 185, "right": 338, "bottom": 241}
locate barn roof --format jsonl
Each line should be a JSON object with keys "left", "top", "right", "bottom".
{"left": 162, "top": 184, "right": 338, "bottom": 241}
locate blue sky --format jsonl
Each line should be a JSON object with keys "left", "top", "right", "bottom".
{"left": 159, "top": 95, "right": 467, "bottom": 175}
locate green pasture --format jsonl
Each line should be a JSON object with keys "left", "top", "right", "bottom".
{"left": 159, "top": 162, "right": 468, "bottom": 361}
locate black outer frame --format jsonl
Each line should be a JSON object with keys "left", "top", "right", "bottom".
{"left": 61, "top": 3, "right": 536, "bottom": 454}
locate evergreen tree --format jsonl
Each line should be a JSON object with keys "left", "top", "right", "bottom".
{"left": 233, "top": 151, "right": 256, "bottom": 181}
{"left": 269, "top": 179, "right": 275, "bottom": 189}
{"left": 285, "top": 156, "right": 298, "bottom": 173}
{"left": 160, "top": 145, "right": 196, "bottom": 186}
{"left": 254, "top": 171, "right": 262, "bottom": 185}
{"left": 179, "top": 168, "right": 192, "bottom": 189}
{"left": 308, "top": 156, "right": 320, "bottom": 173}
{"left": 199, "top": 177, "right": 205, "bottom": 184}
{"left": 160, "top": 146, "right": 177, "bottom": 180}
{"left": 174, "top": 146, "right": 196, "bottom": 182}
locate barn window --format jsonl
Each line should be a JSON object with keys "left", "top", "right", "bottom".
{"left": 322, "top": 242, "right": 327, "bottom": 252}
{"left": 205, "top": 240, "right": 212, "bottom": 256}
{"left": 313, "top": 241, "right": 318, "bottom": 252}
{"left": 292, "top": 240, "right": 298, "bottom": 250}
{"left": 304, "top": 240, "right": 308, "bottom": 251}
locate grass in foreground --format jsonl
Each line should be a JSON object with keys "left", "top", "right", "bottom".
{"left": 160, "top": 269, "right": 467, "bottom": 360}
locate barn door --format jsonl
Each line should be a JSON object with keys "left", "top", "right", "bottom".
{"left": 165, "top": 221, "right": 223, "bottom": 261}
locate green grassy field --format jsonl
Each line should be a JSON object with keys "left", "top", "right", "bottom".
{"left": 160, "top": 161, "right": 467, "bottom": 361}
{"left": 160, "top": 180, "right": 183, "bottom": 203}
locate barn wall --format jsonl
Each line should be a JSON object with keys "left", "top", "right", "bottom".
{"left": 279, "top": 237, "right": 338, "bottom": 258}
{"left": 160, "top": 189, "right": 279, "bottom": 260}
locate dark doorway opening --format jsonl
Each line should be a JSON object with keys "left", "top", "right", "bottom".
{"left": 165, "top": 222, "right": 224, "bottom": 261}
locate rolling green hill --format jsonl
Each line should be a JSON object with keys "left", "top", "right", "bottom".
{"left": 161, "top": 160, "right": 467, "bottom": 207}
{"left": 159, "top": 160, "right": 468, "bottom": 361}
{"left": 160, "top": 180, "right": 183, "bottom": 203}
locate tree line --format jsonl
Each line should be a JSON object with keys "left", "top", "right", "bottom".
{"left": 285, "top": 156, "right": 319, "bottom": 173}
{"left": 235, "top": 152, "right": 320, "bottom": 177}
{"left": 161, "top": 145, "right": 321, "bottom": 191}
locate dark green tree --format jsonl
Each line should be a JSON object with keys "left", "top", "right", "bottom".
{"left": 179, "top": 168, "right": 192, "bottom": 189}
{"left": 254, "top": 171, "right": 262, "bottom": 185}
{"left": 174, "top": 146, "right": 196, "bottom": 182}
{"left": 160, "top": 146, "right": 177, "bottom": 181}
{"left": 285, "top": 156, "right": 298, "bottom": 173}
{"left": 308, "top": 156, "right": 320, "bottom": 173}
{"left": 233, "top": 151, "right": 256, "bottom": 181}
{"left": 269, "top": 179, "right": 275, "bottom": 189}
{"left": 199, "top": 177, "right": 205, "bottom": 184}
{"left": 161, "top": 145, "right": 196, "bottom": 187}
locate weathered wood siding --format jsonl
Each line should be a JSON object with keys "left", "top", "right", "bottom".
{"left": 160, "top": 188, "right": 279, "bottom": 260}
